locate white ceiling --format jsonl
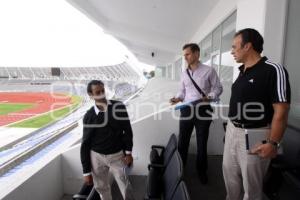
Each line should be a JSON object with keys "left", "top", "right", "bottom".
{"left": 67, "top": 0, "right": 220, "bottom": 66}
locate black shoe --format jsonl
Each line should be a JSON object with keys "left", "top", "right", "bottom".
{"left": 198, "top": 172, "right": 208, "bottom": 184}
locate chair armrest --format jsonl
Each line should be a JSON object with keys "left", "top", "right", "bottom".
{"left": 148, "top": 163, "right": 164, "bottom": 171}
{"left": 151, "top": 145, "right": 165, "bottom": 151}
{"left": 73, "top": 194, "right": 88, "bottom": 200}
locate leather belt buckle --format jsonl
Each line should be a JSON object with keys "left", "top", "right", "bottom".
{"left": 231, "top": 120, "right": 268, "bottom": 129}
{"left": 231, "top": 121, "right": 245, "bottom": 128}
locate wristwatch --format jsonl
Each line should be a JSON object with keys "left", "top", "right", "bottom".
{"left": 266, "top": 139, "right": 280, "bottom": 149}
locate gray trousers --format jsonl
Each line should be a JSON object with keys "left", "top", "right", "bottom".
{"left": 90, "top": 150, "right": 135, "bottom": 200}
{"left": 222, "top": 121, "right": 270, "bottom": 200}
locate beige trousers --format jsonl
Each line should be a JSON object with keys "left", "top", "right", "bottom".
{"left": 222, "top": 121, "right": 270, "bottom": 200}
{"left": 90, "top": 150, "right": 135, "bottom": 200}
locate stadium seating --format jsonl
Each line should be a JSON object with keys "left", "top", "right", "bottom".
{"left": 149, "top": 133, "right": 177, "bottom": 167}
{"left": 0, "top": 62, "right": 140, "bottom": 83}
{"left": 145, "top": 150, "right": 184, "bottom": 200}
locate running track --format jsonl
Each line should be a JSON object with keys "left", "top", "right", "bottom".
{"left": 0, "top": 92, "right": 72, "bottom": 126}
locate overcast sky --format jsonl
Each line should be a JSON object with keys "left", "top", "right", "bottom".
{"left": 0, "top": 0, "right": 154, "bottom": 71}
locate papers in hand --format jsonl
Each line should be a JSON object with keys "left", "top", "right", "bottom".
{"left": 174, "top": 98, "right": 218, "bottom": 110}
{"left": 174, "top": 101, "right": 192, "bottom": 110}
{"left": 245, "top": 128, "right": 270, "bottom": 154}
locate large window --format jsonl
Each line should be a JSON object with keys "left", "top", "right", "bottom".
{"left": 199, "top": 11, "right": 236, "bottom": 105}
{"left": 155, "top": 66, "right": 166, "bottom": 78}
{"left": 200, "top": 34, "right": 212, "bottom": 65}
{"left": 212, "top": 25, "right": 222, "bottom": 53}
{"left": 174, "top": 58, "right": 182, "bottom": 81}
{"left": 219, "top": 12, "right": 236, "bottom": 104}
{"left": 167, "top": 64, "right": 172, "bottom": 79}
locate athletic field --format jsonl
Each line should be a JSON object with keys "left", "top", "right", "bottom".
{"left": 0, "top": 92, "right": 81, "bottom": 128}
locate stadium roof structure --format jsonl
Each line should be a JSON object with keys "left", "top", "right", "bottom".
{"left": 67, "top": 0, "right": 220, "bottom": 66}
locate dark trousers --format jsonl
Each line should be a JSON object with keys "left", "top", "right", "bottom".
{"left": 178, "top": 104, "right": 212, "bottom": 173}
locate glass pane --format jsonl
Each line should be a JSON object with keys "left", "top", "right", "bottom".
{"left": 161, "top": 67, "right": 166, "bottom": 77}
{"left": 221, "top": 12, "right": 237, "bottom": 52}
{"left": 219, "top": 11, "right": 237, "bottom": 104}
{"left": 212, "top": 25, "right": 222, "bottom": 52}
{"left": 167, "top": 64, "right": 172, "bottom": 79}
{"left": 201, "top": 34, "right": 212, "bottom": 65}
{"left": 211, "top": 54, "right": 219, "bottom": 74}
{"left": 199, "top": 41, "right": 205, "bottom": 61}
{"left": 174, "top": 58, "right": 182, "bottom": 81}
{"left": 155, "top": 66, "right": 166, "bottom": 78}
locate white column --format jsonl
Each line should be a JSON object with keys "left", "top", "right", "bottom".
{"left": 263, "top": 0, "right": 288, "bottom": 64}
{"left": 234, "top": 0, "right": 288, "bottom": 79}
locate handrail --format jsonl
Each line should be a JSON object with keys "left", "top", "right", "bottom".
{"left": 0, "top": 122, "right": 78, "bottom": 176}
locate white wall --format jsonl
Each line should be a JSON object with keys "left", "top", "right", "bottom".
{"left": 236, "top": 0, "right": 288, "bottom": 78}
{"left": 62, "top": 144, "right": 85, "bottom": 195}
{"left": 237, "top": 0, "right": 288, "bottom": 64}
{"left": 2, "top": 156, "right": 63, "bottom": 200}
{"left": 263, "top": 0, "right": 288, "bottom": 64}
{"left": 236, "top": 0, "right": 266, "bottom": 34}
{"left": 233, "top": 0, "right": 267, "bottom": 78}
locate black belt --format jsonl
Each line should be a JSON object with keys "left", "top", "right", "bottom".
{"left": 231, "top": 120, "right": 269, "bottom": 129}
